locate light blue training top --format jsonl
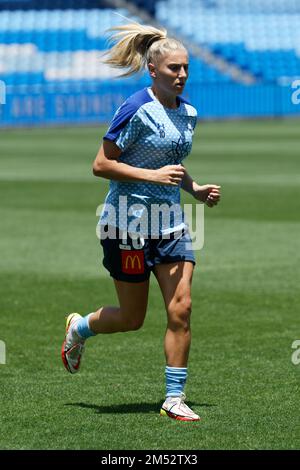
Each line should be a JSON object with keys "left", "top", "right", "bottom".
{"left": 99, "top": 86, "right": 197, "bottom": 236}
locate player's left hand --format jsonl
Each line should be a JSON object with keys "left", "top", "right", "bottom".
{"left": 194, "top": 184, "right": 221, "bottom": 207}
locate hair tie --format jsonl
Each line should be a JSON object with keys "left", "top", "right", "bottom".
{"left": 147, "top": 34, "right": 166, "bottom": 50}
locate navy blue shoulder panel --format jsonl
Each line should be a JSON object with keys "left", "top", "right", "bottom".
{"left": 103, "top": 88, "right": 153, "bottom": 142}
{"left": 178, "top": 95, "right": 192, "bottom": 106}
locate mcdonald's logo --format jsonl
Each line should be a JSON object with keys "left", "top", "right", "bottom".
{"left": 121, "top": 250, "right": 144, "bottom": 274}
{"left": 126, "top": 255, "right": 141, "bottom": 270}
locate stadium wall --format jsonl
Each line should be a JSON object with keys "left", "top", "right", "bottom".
{"left": 0, "top": 82, "right": 299, "bottom": 127}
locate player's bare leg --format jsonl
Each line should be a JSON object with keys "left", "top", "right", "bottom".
{"left": 89, "top": 279, "right": 149, "bottom": 333}
{"left": 153, "top": 261, "right": 200, "bottom": 421}
{"left": 153, "top": 261, "right": 193, "bottom": 367}
{"left": 62, "top": 280, "right": 149, "bottom": 373}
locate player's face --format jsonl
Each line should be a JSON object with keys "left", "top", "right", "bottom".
{"left": 149, "top": 49, "right": 189, "bottom": 96}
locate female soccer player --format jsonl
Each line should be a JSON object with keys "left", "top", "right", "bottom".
{"left": 61, "top": 22, "right": 221, "bottom": 421}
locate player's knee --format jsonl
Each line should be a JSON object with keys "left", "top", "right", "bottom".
{"left": 173, "top": 296, "right": 192, "bottom": 319}
{"left": 129, "top": 318, "right": 144, "bottom": 331}
{"left": 168, "top": 297, "right": 192, "bottom": 331}
{"left": 120, "top": 309, "right": 146, "bottom": 332}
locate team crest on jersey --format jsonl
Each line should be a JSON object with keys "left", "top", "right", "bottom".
{"left": 156, "top": 123, "right": 166, "bottom": 138}
{"left": 165, "top": 136, "right": 192, "bottom": 164}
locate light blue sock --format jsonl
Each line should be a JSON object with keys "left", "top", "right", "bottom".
{"left": 165, "top": 366, "right": 188, "bottom": 398}
{"left": 75, "top": 313, "right": 96, "bottom": 340}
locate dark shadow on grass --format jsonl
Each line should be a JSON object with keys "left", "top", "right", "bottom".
{"left": 64, "top": 402, "right": 217, "bottom": 415}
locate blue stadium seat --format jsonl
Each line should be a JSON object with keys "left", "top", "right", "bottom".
{"left": 155, "top": 0, "right": 300, "bottom": 82}
{"left": 2, "top": 1, "right": 299, "bottom": 89}
{"left": 0, "top": 6, "right": 208, "bottom": 87}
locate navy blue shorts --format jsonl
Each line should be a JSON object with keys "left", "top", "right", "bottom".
{"left": 100, "top": 225, "right": 196, "bottom": 283}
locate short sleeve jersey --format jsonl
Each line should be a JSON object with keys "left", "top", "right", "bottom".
{"left": 99, "top": 87, "right": 197, "bottom": 236}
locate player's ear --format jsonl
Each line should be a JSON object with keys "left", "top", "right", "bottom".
{"left": 148, "top": 62, "right": 156, "bottom": 79}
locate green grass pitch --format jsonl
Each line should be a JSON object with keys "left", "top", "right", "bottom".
{"left": 0, "top": 120, "right": 300, "bottom": 450}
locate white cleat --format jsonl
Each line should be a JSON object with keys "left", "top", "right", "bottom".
{"left": 160, "top": 393, "right": 200, "bottom": 421}
{"left": 61, "top": 313, "right": 85, "bottom": 374}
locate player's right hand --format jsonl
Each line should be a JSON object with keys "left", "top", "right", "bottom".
{"left": 152, "top": 164, "right": 185, "bottom": 186}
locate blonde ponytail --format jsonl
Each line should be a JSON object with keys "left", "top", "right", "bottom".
{"left": 102, "top": 22, "right": 186, "bottom": 77}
